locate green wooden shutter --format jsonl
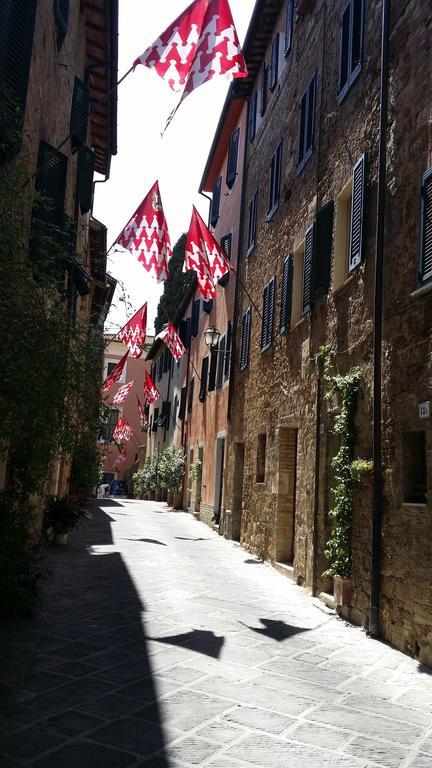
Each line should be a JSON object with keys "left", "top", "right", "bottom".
{"left": 420, "top": 167, "right": 432, "bottom": 283}
{"left": 349, "top": 153, "right": 367, "bottom": 271}
{"left": 178, "top": 386, "right": 187, "bottom": 420}
{"left": 270, "top": 34, "right": 279, "bottom": 90}
{"left": 226, "top": 128, "right": 239, "bottom": 188}
{"left": 216, "top": 336, "right": 226, "bottom": 389}
{"left": 199, "top": 356, "right": 209, "bottom": 402}
{"left": 210, "top": 176, "right": 222, "bottom": 226}
{"left": 240, "top": 307, "right": 251, "bottom": 370}
{"left": 248, "top": 92, "right": 257, "bottom": 142}
{"left": 219, "top": 233, "right": 232, "bottom": 287}
{"left": 188, "top": 378, "right": 194, "bottom": 413}
{"left": 70, "top": 77, "right": 90, "bottom": 150}
{"left": 34, "top": 140, "right": 68, "bottom": 228}
{"left": 225, "top": 321, "right": 232, "bottom": 379}
{"left": 261, "top": 283, "right": 269, "bottom": 350}
{"left": 208, "top": 346, "right": 218, "bottom": 391}
{"left": 303, "top": 224, "right": 315, "bottom": 315}
{"left": 260, "top": 63, "right": 268, "bottom": 116}
{"left": 77, "top": 145, "right": 95, "bottom": 214}
{"left": 191, "top": 300, "right": 200, "bottom": 337}
{"left": 261, "top": 277, "right": 275, "bottom": 350}
{"left": 313, "top": 200, "right": 334, "bottom": 299}
{"left": 280, "top": 255, "right": 293, "bottom": 333}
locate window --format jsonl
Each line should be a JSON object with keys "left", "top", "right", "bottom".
{"left": 77, "top": 146, "right": 95, "bottom": 214}
{"left": 260, "top": 63, "right": 268, "bottom": 116}
{"left": 247, "top": 191, "right": 258, "bottom": 255}
{"left": 302, "top": 224, "right": 315, "bottom": 315}
{"left": 226, "top": 128, "right": 240, "bottom": 188}
{"left": 70, "top": 77, "right": 90, "bottom": 151}
{"left": 0, "top": 0, "right": 37, "bottom": 154}
{"left": 256, "top": 433, "right": 267, "bottom": 483}
{"left": 339, "top": 0, "right": 364, "bottom": 101}
{"left": 220, "top": 233, "right": 232, "bottom": 287}
{"left": 349, "top": 154, "right": 367, "bottom": 272}
{"left": 54, "top": 0, "right": 69, "bottom": 49}
{"left": 297, "top": 74, "right": 317, "bottom": 173}
{"left": 333, "top": 179, "right": 353, "bottom": 289}
{"left": 261, "top": 277, "right": 275, "bottom": 351}
{"left": 152, "top": 408, "right": 159, "bottom": 432}
{"left": 199, "top": 357, "right": 209, "bottom": 402}
{"left": 187, "top": 379, "right": 194, "bottom": 413}
{"left": 270, "top": 34, "right": 279, "bottom": 91}
{"left": 160, "top": 401, "right": 171, "bottom": 429}
{"left": 280, "top": 255, "right": 293, "bottom": 334}
{"left": 101, "top": 408, "right": 120, "bottom": 441}
{"left": 208, "top": 347, "right": 218, "bottom": 392}
{"left": 285, "top": 1, "right": 293, "bottom": 55}
{"left": 239, "top": 308, "right": 251, "bottom": 371}
{"left": 178, "top": 386, "right": 187, "bottom": 420}
{"left": 191, "top": 300, "right": 200, "bottom": 337}
{"left": 292, "top": 241, "right": 305, "bottom": 324}
{"left": 402, "top": 432, "right": 427, "bottom": 504}
{"left": 419, "top": 166, "right": 432, "bottom": 285}
{"left": 268, "top": 141, "right": 283, "bottom": 220}
{"left": 248, "top": 92, "right": 257, "bottom": 142}
{"left": 313, "top": 201, "right": 334, "bottom": 301}
{"left": 210, "top": 177, "right": 222, "bottom": 227}
{"left": 203, "top": 299, "right": 213, "bottom": 313}
{"left": 34, "top": 141, "right": 68, "bottom": 229}
{"left": 163, "top": 347, "right": 170, "bottom": 373}
{"left": 179, "top": 318, "right": 191, "bottom": 350}
{"left": 216, "top": 336, "right": 225, "bottom": 389}
{"left": 225, "top": 321, "right": 232, "bottom": 380}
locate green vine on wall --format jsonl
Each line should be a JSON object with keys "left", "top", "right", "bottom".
{"left": 320, "top": 346, "right": 363, "bottom": 580}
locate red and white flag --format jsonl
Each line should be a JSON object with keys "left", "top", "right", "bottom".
{"left": 155, "top": 322, "right": 186, "bottom": 362}
{"left": 112, "top": 380, "right": 135, "bottom": 405}
{"left": 117, "top": 302, "right": 147, "bottom": 359}
{"left": 115, "top": 182, "right": 172, "bottom": 282}
{"left": 134, "top": 0, "right": 247, "bottom": 110}
{"left": 113, "top": 418, "right": 134, "bottom": 444}
{"left": 184, "top": 206, "right": 231, "bottom": 299}
{"left": 143, "top": 370, "right": 160, "bottom": 406}
{"left": 115, "top": 446, "right": 127, "bottom": 467}
{"left": 103, "top": 351, "right": 129, "bottom": 392}
{"left": 137, "top": 395, "right": 148, "bottom": 430}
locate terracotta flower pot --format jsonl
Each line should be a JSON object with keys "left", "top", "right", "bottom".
{"left": 334, "top": 576, "right": 352, "bottom": 606}
{"left": 173, "top": 491, "right": 183, "bottom": 510}
{"left": 167, "top": 491, "right": 174, "bottom": 507}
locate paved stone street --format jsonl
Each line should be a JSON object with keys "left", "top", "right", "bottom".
{"left": 1, "top": 500, "right": 432, "bottom": 767}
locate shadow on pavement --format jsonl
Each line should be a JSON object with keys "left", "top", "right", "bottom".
{"left": 174, "top": 537, "right": 212, "bottom": 542}
{"left": 244, "top": 618, "right": 312, "bottom": 642}
{"left": 150, "top": 629, "right": 224, "bottom": 659}
{"left": 0, "top": 500, "right": 170, "bottom": 767}
{"left": 122, "top": 538, "right": 167, "bottom": 546}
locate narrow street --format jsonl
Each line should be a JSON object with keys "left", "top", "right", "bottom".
{"left": 1, "top": 500, "right": 431, "bottom": 768}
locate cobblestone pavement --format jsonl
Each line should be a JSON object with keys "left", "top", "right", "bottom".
{"left": 1, "top": 500, "right": 432, "bottom": 767}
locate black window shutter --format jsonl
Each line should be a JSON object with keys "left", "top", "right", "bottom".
{"left": 339, "top": 3, "right": 351, "bottom": 93}
{"left": 199, "top": 357, "right": 209, "bottom": 402}
{"left": 225, "top": 321, "right": 232, "bottom": 378}
{"left": 219, "top": 233, "right": 232, "bottom": 287}
{"left": 240, "top": 308, "right": 251, "bottom": 371}
{"left": 191, "top": 300, "right": 200, "bottom": 337}
{"left": 77, "top": 145, "right": 95, "bottom": 214}
{"left": 260, "top": 64, "right": 268, "bottom": 116}
{"left": 248, "top": 92, "right": 257, "bottom": 142}
{"left": 179, "top": 319, "right": 186, "bottom": 347}
{"left": 280, "top": 255, "right": 293, "bottom": 333}
{"left": 210, "top": 177, "right": 222, "bottom": 226}
{"left": 349, "top": 153, "right": 367, "bottom": 272}
{"left": 34, "top": 140, "right": 68, "bottom": 228}
{"left": 248, "top": 192, "right": 258, "bottom": 251}
{"left": 227, "top": 128, "right": 240, "bottom": 188}
{"left": 208, "top": 346, "right": 218, "bottom": 391}
{"left": 303, "top": 224, "right": 315, "bottom": 315}
{"left": 203, "top": 299, "right": 213, "bottom": 313}
{"left": 152, "top": 408, "right": 159, "bottom": 432}
{"left": 188, "top": 378, "right": 194, "bottom": 413}
{"left": 261, "top": 278, "right": 275, "bottom": 350}
{"left": 285, "top": 1, "right": 293, "bottom": 55}
{"left": 158, "top": 355, "right": 163, "bottom": 381}
{"left": 0, "top": 0, "right": 36, "bottom": 149}
{"left": 53, "top": 0, "right": 70, "bottom": 49}
{"left": 163, "top": 347, "right": 169, "bottom": 373}
{"left": 70, "top": 77, "right": 90, "bottom": 150}
{"left": 420, "top": 167, "right": 432, "bottom": 283}
{"left": 270, "top": 34, "right": 279, "bottom": 90}
{"left": 261, "top": 283, "right": 269, "bottom": 350}
{"left": 216, "top": 336, "right": 225, "bottom": 389}
{"left": 298, "top": 91, "right": 307, "bottom": 166}
{"left": 313, "top": 200, "right": 334, "bottom": 300}
{"left": 185, "top": 317, "right": 192, "bottom": 349}
{"left": 306, "top": 75, "right": 316, "bottom": 153}
{"left": 178, "top": 386, "right": 187, "bottom": 420}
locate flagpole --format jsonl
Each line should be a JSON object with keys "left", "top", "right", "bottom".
{"left": 222, "top": 258, "right": 263, "bottom": 321}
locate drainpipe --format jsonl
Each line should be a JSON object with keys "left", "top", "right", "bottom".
{"left": 370, "top": 0, "right": 391, "bottom": 638}
{"left": 312, "top": 357, "right": 323, "bottom": 597}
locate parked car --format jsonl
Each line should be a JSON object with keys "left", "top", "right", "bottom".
{"left": 109, "top": 480, "right": 128, "bottom": 498}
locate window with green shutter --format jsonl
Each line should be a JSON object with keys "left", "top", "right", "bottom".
{"left": 225, "top": 321, "right": 232, "bottom": 380}
{"left": 226, "top": 128, "right": 240, "bottom": 189}
{"left": 297, "top": 74, "right": 317, "bottom": 174}
{"left": 248, "top": 92, "right": 257, "bottom": 142}
{"left": 70, "top": 77, "right": 90, "bottom": 151}
{"left": 199, "top": 357, "right": 209, "bottom": 402}
{"left": 349, "top": 153, "right": 367, "bottom": 272}
{"left": 303, "top": 224, "right": 315, "bottom": 315}
{"left": 191, "top": 299, "right": 200, "bottom": 337}
{"left": 261, "top": 277, "right": 275, "bottom": 351}
{"left": 313, "top": 200, "right": 334, "bottom": 300}
{"left": 285, "top": 1, "right": 293, "bottom": 55}
{"left": 268, "top": 141, "right": 283, "bottom": 220}
{"left": 260, "top": 63, "right": 268, "bottom": 116}
{"left": 188, "top": 378, "right": 194, "bottom": 413}
{"left": 247, "top": 192, "right": 258, "bottom": 255}
{"left": 178, "top": 386, "right": 187, "bottom": 420}
{"left": 53, "top": 0, "right": 69, "bottom": 50}
{"left": 77, "top": 145, "right": 95, "bottom": 214}
{"left": 420, "top": 167, "right": 432, "bottom": 284}
{"left": 208, "top": 346, "right": 218, "bottom": 391}
{"left": 240, "top": 307, "right": 251, "bottom": 371}
{"left": 280, "top": 255, "right": 293, "bottom": 334}
{"left": 270, "top": 34, "right": 279, "bottom": 91}
{"left": 219, "top": 233, "right": 232, "bottom": 287}
{"left": 216, "top": 336, "right": 225, "bottom": 389}
{"left": 210, "top": 176, "right": 222, "bottom": 226}
{"left": 339, "top": 0, "right": 364, "bottom": 102}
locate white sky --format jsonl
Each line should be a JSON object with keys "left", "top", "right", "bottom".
{"left": 93, "top": 0, "right": 256, "bottom": 335}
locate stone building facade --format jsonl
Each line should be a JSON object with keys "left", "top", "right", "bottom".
{"left": 0, "top": 0, "right": 118, "bottom": 496}
{"left": 222, "top": 0, "right": 432, "bottom": 663}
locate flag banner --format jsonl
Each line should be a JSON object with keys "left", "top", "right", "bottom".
{"left": 112, "top": 380, "right": 135, "bottom": 405}
{"left": 184, "top": 206, "right": 231, "bottom": 299}
{"left": 115, "top": 446, "right": 127, "bottom": 466}
{"left": 113, "top": 418, "right": 134, "bottom": 443}
{"left": 143, "top": 370, "right": 160, "bottom": 405}
{"left": 117, "top": 302, "right": 147, "bottom": 358}
{"left": 137, "top": 395, "right": 149, "bottom": 430}
{"left": 115, "top": 182, "right": 172, "bottom": 282}
{"left": 134, "top": 0, "right": 247, "bottom": 110}
{"left": 103, "top": 351, "right": 129, "bottom": 392}
{"left": 155, "top": 321, "right": 186, "bottom": 362}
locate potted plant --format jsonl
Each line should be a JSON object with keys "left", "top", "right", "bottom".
{"left": 159, "top": 448, "right": 185, "bottom": 509}
{"left": 350, "top": 458, "right": 373, "bottom": 487}
{"left": 189, "top": 459, "right": 202, "bottom": 513}
{"left": 43, "top": 496, "right": 91, "bottom": 545}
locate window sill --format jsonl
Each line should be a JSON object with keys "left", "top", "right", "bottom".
{"left": 337, "top": 65, "right": 362, "bottom": 106}
{"left": 411, "top": 280, "right": 432, "bottom": 300}
{"left": 332, "top": 273, "right": 356, "bottom": 297}
{"left": 226, "top": 175, "right": 237, "bottom": 190}
{"left": 267, "top": 203, "right": 279, "bottom": 222}
{"left": 246, "top": 242, "right": 255, "bottom": 257}
{"left": 296, "top": 149, "right": 313, "bottom": 175}
{"left": 261, "top": 342, "right": 272, "bottom": 353}
{"left": 402, "top": 502, "right": 428, "bottom": 508}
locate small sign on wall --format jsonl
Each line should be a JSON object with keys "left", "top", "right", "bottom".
{"left": 419, "top": 401, "right": 430, "bottom": 419}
